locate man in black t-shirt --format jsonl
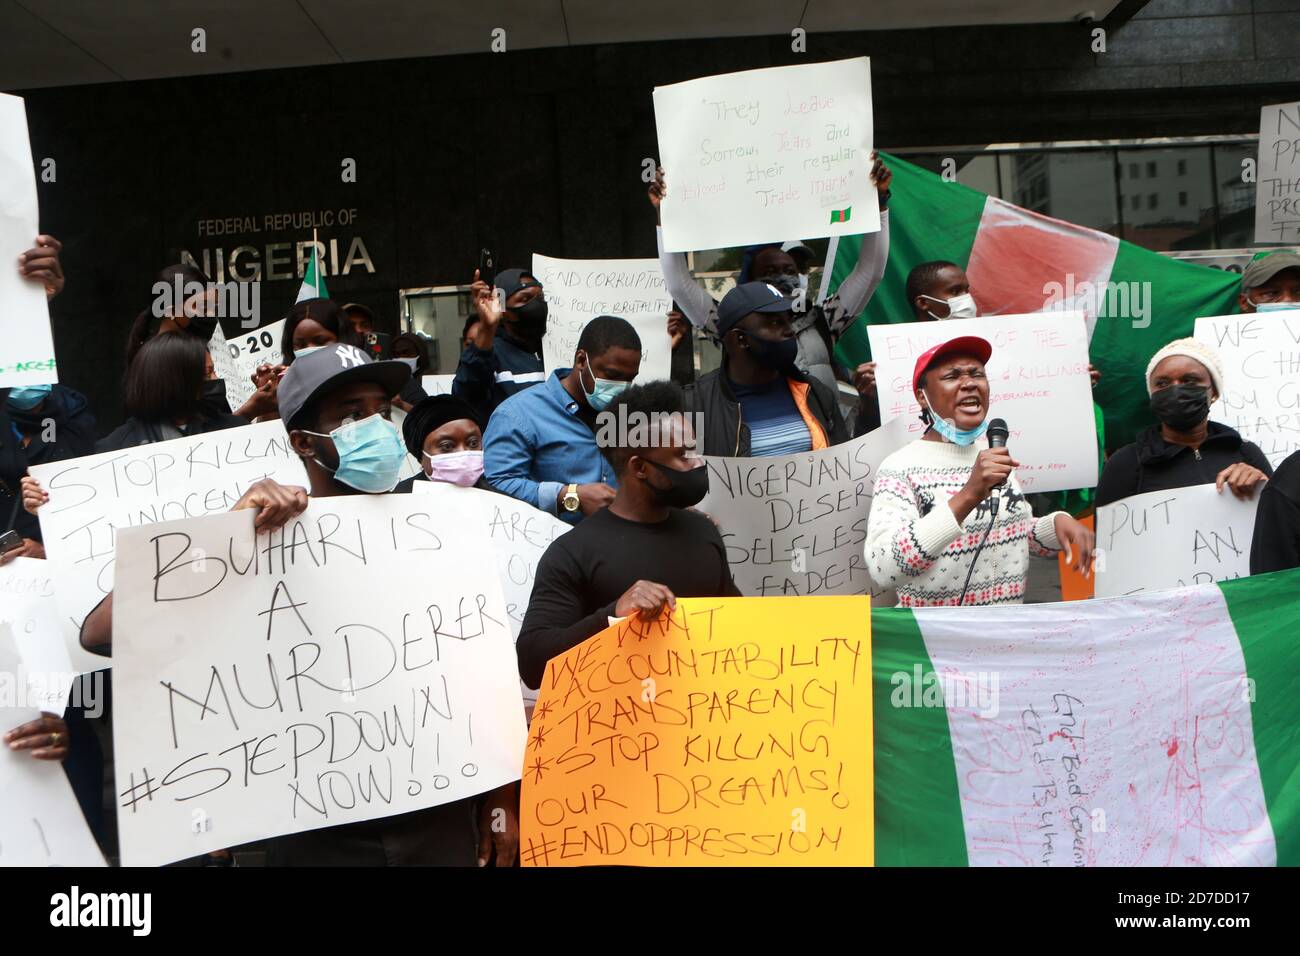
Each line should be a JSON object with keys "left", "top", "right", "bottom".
{"left": 516, "top": 381, "right": 740, "bottom": 690}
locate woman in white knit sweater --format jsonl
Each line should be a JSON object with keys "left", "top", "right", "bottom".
{"left": 865, "top": 335, "right": 1095, "bottom": 607}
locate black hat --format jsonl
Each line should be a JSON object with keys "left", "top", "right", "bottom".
{"left": 717, "top": 281, "right": 793, "bottom": 336}
{"left": 494, "top": 268, "right": 543, "bottom": 303}
{"left": 278, "top": 342, "right": 411, "bottom": 430}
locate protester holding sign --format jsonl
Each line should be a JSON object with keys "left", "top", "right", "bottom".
{"left": 516, "top": 381, "right": 739, "bottom": 689}
{"left": 1238, "top": 251, "right": 1300, "bottom": 313}
{"left": 454, "top": 267, "right": 548, "bottom": 420}
{"left": 395, "top": 394, "right": 490, "bottom": 493}
{"left": 865, "top": 336, "right": 1093, "bottom": 607}
{"left": 484, "top": 316, "right": 640, "bottom": 523}
{"left": 687, "top": 282, "right": 846, "bottom": 457}
{"left": 649, "top": 155, "right": 891, "bottom": 397}
{"left": 1095, "top": 339, "right": 1271, "bottom": 507}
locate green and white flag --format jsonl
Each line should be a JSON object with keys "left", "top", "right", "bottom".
{"left": 296, "top": 243, "right": 329, "bottom": 303}
{"left": 827, "top": 152, "right": 1241, "bottom": 450}
{"left": 871, "top": 569, "right": 1300, "bottom": 866}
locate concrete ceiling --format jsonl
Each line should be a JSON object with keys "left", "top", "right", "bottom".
{"left": 0, "top": 0, "right": 1125, "bottom": 91}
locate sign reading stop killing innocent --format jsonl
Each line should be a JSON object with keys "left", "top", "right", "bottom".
{"left": 653, "top": 57, "right": 878, "bottom": 252}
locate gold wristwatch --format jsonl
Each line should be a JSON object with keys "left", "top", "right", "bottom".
{"left": 561, "top": 483, "right": 581, "bottom": 513}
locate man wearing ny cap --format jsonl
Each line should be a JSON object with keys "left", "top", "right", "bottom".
{"left": 685, "top": 281, "right": 847, "bottom": 457}
{"left": 79, "top": 342, "right": 521, "bottom": 866}
{"left": 453, "top": 266, "right": 549, "bottom": 420}
{"left": 864, "top": 336, "right": 1093, "bottom": 607}
{"left": 1238, "top": 251, "right": 1300, "bottom": 314}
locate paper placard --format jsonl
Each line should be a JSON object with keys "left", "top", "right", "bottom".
{"left": 29, "top": 421, "right": 308, "bottom": 673}
{"left": 421, "top": 374, "right": 456, "bottom": 397}
{"left": 653, "top": 57, "right": 878, "bottom": 252}
{"left": 1194, "top": 310, "right": 1300, "bottom": 469}
{"left": 698, "top": 416, "right": 910, "bottom": 599}
{"left": 868, "top": 312, "right": 1098, "bottom": 493}
{"left": 1255, "top": 101, "right": 1300, "bottom": 244}
{"left": 532, "top": 254, "right": 674, "bottom": 383}
{"left": 0, "top": 94, "right": 57, "bottom": 387}
{"left": 209, "top": 318, "right": 286, "bottom": 410}
{"left": 1094, "top": 484, "right": 1257, "bottom": 597}
{"left": 0, "top": 557, "right": 77, "bottom": 714}
{"left": 412, "top": 482, "right": 570, "bottom": 705}
{"left": 110, "top": 496, "right": 527, "bottom": 866}
{"left": 520, "top": 597, "right": 873, "bottom": 866}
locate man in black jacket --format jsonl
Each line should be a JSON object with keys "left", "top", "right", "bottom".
{"left": 686, "top": 282, "right": 847, "bottom": 458}
{"left": 1251, "top": 450, "right": 1300, "bottom": 574}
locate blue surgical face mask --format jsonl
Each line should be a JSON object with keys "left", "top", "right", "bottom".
{"left": 1250, "top": 299, "right": 1299, "bottom": 313}
{"left": 579, "top": 356, "right": 631, "bottom": 412}
{"left": 304, "top": 413, "right": 407, "bottom": 493}
{"left": 923, "top": 391, "right": 989, "bottom": 446}
{"left": 6, "top": 384, "right": 52, "bottom": 410}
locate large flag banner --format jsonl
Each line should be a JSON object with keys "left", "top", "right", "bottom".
{"left": 209, "top": 318, "right": 286, "bottom": 411}
{"left": 520, "top": 597, "right": 873, "bottom": 866}
{"left": 29, "top": 421, "right": 308, "bottom": 673}
{"left": 698, "top": 416, "right": 910, "bottom": 598}
{"left": 868, "top": 311, "right": 1098, "bottom": 493}
{"left": 0, "top": 556, "right": 77, "bottom": 714}
{"left": 111, "top": 496, "right": 527, "bottom": 867}
{"left": 0, "top": 94, "right": 57, "bottom": 387}
{"left": 653, "top": 57, "right": 878, "bottom": 252}
{"left": 872, "top": 571, "right": 1300, "bottom": 866}
{"left": 532, "top": 254, "right": 674, "bottom": 383}
{"left": 827, "top": 153, "right": 1241, "bottom": 453}
{"left": 1094, "top": 484, "right": 1257, "bottom": 597}
{"left": 412, "top": 481, "right": 570, "bottom": 705}
{"left": 1194, "top": 310, "right": 1300, "bottom": 468}
{"left": 0, "top": 623, "right": 106, "bottom": 866}
{"left": 1256, "top": 101, "right": 1300, "bottom": 244}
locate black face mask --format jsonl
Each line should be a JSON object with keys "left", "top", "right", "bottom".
{"left": 644, "top": 458, "right": 709, "bottom": 509}
{"left": 508, "top": 297, "right": 548, "bottom": 337}
{"left": 743, "top": 331, "right": 799, "bottom": 371}
{"left": 201, "top": 378, "right": 232, "bottom": 415}
{"left": 1150, "top": 383, "right": 1209, "bottom": 431}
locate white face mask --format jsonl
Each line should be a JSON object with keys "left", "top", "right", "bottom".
{"left": 923, "top": 292, "right": 978, "bottom": 321}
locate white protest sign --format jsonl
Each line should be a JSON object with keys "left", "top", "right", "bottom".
{"left": 1256, "top": 101, "right": 1300, "bottom": 244}
{"left": 412, "top": 482, "right": 570, "bottom": 705}
{"left": 210, "top": 318, "right": 286, "bottom": 410}
{"left": 1195, "top": 310, "right": 1300, "bottom": 469}
{"left": 532, "top": 254, "right": 674, "bottom": 383}
{"left": 0, "top": 557, "right": 77, "bottom": 714}
{"left": 29, "top": 421, "right": 308, "bottom": 673}
{"left": 697, "top": 415, "right": 909, "bottom": 599}
{"left": 422, "top": 374, "right": 456, "bottom": 396}
{"left": 1095, "top": 484, "right": 1257, "bottom": 597}
{"left": 111, "top": 496, "right": 527, "bottom": 867}
{"left": 0, "top": 626, "right": 105, "bottom": 867}
{"left": 0, "top": 94, "right": 57, "bottom": 387}
{"left": 869, "top": 312, "right": 1098, "bottom": 493}
{"left": 654, "top": 57, "right": 878, "bottom": 252}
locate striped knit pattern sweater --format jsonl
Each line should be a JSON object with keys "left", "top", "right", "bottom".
{"left": 865, "top": 437, "right": 1065, "bottom": 607}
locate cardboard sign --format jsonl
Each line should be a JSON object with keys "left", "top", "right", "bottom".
{"left": 0, "top": 556, "right": 77, "bottom": 714}
{"left": 1256, "top": 101, "right": 1300, "bottom": 244}
{"left": 209, "top": 318, "right": 286, "bottom": 410}
{"left": 654, "top": 57, "right": 878, "bottom": 252}
{"left": 520, "top": 597, "right": 873, "bottom": 866}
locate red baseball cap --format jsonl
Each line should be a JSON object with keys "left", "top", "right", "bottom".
{"left": 912, "top": 335, "right": 993, "bottom": 393}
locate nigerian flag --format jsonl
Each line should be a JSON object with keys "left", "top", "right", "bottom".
{"left": 296, "top": 243, "right": 329, "bottom": 303}
{"left": 828, "top": 152, "right": 1241, "bottom": 451}
{"left": 871, "top": 569, "right": 1300, "bottom": 866}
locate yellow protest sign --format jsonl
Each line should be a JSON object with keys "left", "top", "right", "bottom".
{"left": 520, "top": 596, "right": 873, "bottom": 866}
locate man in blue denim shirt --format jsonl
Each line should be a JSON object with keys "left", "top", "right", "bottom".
{"left": 483, "top": 316, "right": 642, "bottom": 523}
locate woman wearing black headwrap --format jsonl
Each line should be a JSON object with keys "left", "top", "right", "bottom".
{"left": 394, "top": 395, "right": 493, "bottom": 494}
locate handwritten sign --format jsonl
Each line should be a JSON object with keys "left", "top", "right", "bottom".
{"left": 698, "top": 416, "right": 909, "bottom": 599}
{"left": 1256, "top": 101, "right": 1300, "bottom": 244}
{"left": 868, "top": 312, "right": 1097, "bottom": 493}
{"left": 1194, "top": 310, "right": 1300, "bottom": 469}
{"left": 520, "top": 597, "right": 872, "bottom": 866}
{"left": 29, "top": 421, "right": 308, "bottom": 672}
{"left": 110, "top": 496, "right": 527, "bottom": 867}
{"left": 0, "top": 557, "right": 76, "bottom": 714}
{"left": 209, "top": 318, "right": 286, "bottom": 410}
{"left": 653, "top": 57, "right": 878, "bottom": 252}
{"left": 421, "top": 374, "right": 456, "bottom": 397}
{"left": 1095, "top": 484, "right": 1257, "bottom": 597}
{"left": 412, "top": 482, "right": 570, "bottom": 705}
{"left": 0, "top": 94, "right": 57, "bottom": 387}
{"left": 532, "top": 254, "right": 673, "bottom": 383}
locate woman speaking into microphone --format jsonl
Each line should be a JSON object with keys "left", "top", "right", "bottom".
{"left": 865, "top": 336, "right": 1095, "bottom": 607}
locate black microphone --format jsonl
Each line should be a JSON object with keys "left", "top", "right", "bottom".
{"left": 986, "top": 418, "right": 1010, "bottom": 498}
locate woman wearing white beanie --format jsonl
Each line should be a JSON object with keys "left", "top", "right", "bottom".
{"left": 1095, "top": 338, "right": 1272, "bottom": 507}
